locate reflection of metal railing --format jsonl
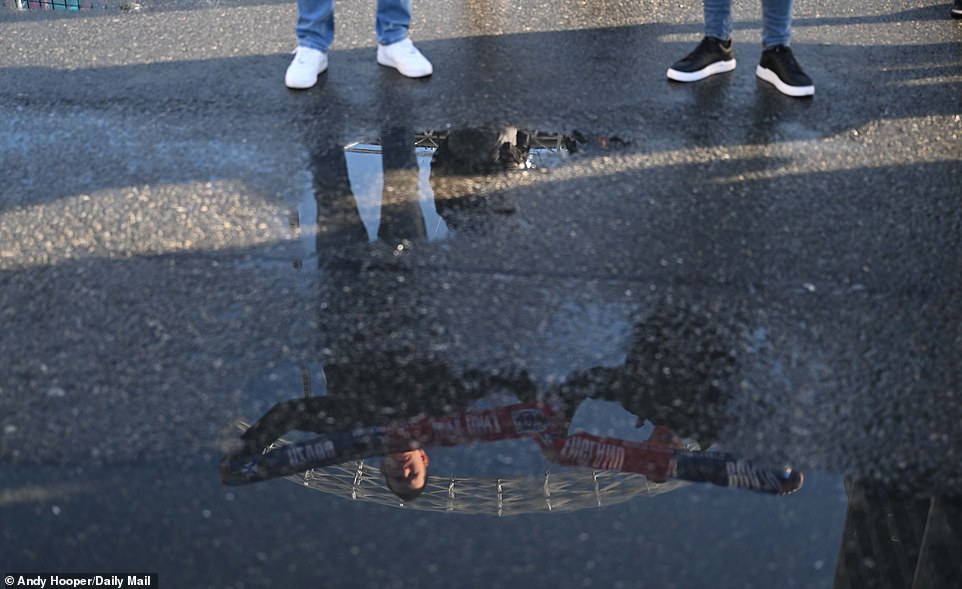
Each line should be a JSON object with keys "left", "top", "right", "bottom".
{"left": 413, "top": 130, "right": 569, "bottom": 152}
{"left": 291, "top": 460, "right": 690, "bottom": 517}
{"left": 234, "top": 422, "right": 693, "bottom": 516}
{"left": 16, "top": 0, "right": 82, "bottom": 9}
{"left": 350, "top": 134, "right": 561, "bottom": 153}
{"left": 12, "top": 0, "right": 133, "bottom": 10}
{"left": 345, "top": 131, "right": 565, "bottom": 153}
{"left": 528, "top": 133, "right": 567, "bottom": 150}
{"left": 414, "top": 132, "right": 445, "bottom": 150}
{"left": 345, "top": 130, "right": 572, "bottom": 171}
{"left": 343, "top": 142, "right": 382, "bottom": 155}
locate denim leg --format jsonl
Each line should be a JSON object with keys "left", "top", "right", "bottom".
{"left": 761, "top": 0, "right": 793, "bottom": 47}
{"left": 296, "top": 0, "right": 335, "bottom": 52}
{"left": 375, "top": 0, "right": 412, "bottom": 46}
{"left": 703, "top": 0, "right": 733, "bottom": 41}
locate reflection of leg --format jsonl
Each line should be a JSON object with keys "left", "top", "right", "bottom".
{"left": 834, "top": 480, "right": 931, "bottom": 588}
{"left": 378, "top": 127, "right": 426, "bottom": 242}
{"left": 310, "top": 138, "right": 368, "bottom": 247}
{"left": 914, "top": 497, "right": 962, "bottom": 587}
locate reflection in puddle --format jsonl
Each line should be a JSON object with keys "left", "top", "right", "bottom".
{"left": 10, "top": 0, "right": 115, "bottom": 9}
{"left": 0, "top": 481, "right": 94, "bottom": 506}
{"left": 342, "top": 139, "right": 450, "bottom": 242}
{"left": 222, "top": 308, "right": 802, "bottom": 515}
{"left": 233, "top": 125, "right": 959, "bottom": 580}
{"left": 222, "top": 392, "right": 801, "bottom": 515}
{"left": 294, "top": 128, "right": 628, "bottom": 249}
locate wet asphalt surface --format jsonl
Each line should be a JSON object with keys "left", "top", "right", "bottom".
{"left": 1, "top": 0, "right": 961, "bottom": 587}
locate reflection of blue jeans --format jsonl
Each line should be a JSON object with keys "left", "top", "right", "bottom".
{"left": 296, "top": 0, "right": 412, "bottom": 52}
{"left": 704, "top": 0, "right": 793, "bottom": 48}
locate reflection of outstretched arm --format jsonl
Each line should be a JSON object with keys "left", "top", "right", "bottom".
{"left": 536, "top": 429, "right": 803, "bottom": 495}
{"left": 237, "top": 360, "right": 539, "bottom": 457}
{"left": 239, "top": 396, "right": 368, "bottom": 455}
{"left": 223, "top": 424, "right": 391, "bottom": 485}
{"left": 223, "top": 400, "right": 569, "bottom": 486}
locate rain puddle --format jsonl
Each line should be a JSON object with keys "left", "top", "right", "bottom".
{"left": 289, "top": 127, "right": 629, "bottom": 256}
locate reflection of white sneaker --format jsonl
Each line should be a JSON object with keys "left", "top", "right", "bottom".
{"left": 285, "top": 46, "right": 328, "bottom": 89}
{"left": 376, "top": 38, "right": 433, "bottom": 78}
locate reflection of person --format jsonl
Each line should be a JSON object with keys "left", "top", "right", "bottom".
{"left": 284, "top": 0, "right": 432, "bottom": 89}
{"left": 222, "top": 364, "right": 802, "bottom": 496}
{"left": 666, "top": 0, "right": 814, "bottom": 97}
{"left": 223, "top": 396, "right": 802, "bottom": 495}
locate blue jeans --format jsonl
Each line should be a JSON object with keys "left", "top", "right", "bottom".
{"left": 295, "top": 0, "right": 412, "bottom": 53}
{"left": 704, "top": 0, "right": 793, "bottom": 48}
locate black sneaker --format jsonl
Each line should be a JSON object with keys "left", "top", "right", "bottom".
{"left": 666, "top": 36, "right": 736, "bottom": 82}
{"left": 756, "top": 45, "right": 814, "bottom": 97}
{"left": 953, "top": 0, "right": 962, "bottom": 18}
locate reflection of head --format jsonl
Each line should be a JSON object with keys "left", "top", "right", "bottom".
{"left": 621, "top": 307, "right": 737, "bottom": 441}
{"left": 624, "top": 307, "right": 736, "bottom": 398}
{"left": 380, "top": 449, "right": 431, "bottom": 501}
{"left": 431, "top": 127, "right": 529, "bottom": 175}
{"left": 558, "top": 305, "right": 737, "bottom": 444}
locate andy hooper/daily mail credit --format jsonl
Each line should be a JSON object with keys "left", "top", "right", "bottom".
{"left": 4, "top": 575, "right": 154, "bottom": 588}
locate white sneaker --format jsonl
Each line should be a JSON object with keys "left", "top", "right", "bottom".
{"left": 376, "top": 38, "right": 433, "bottom": 78}
{"left": 285, "top": 46, "right": 328, "bottom": 89}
